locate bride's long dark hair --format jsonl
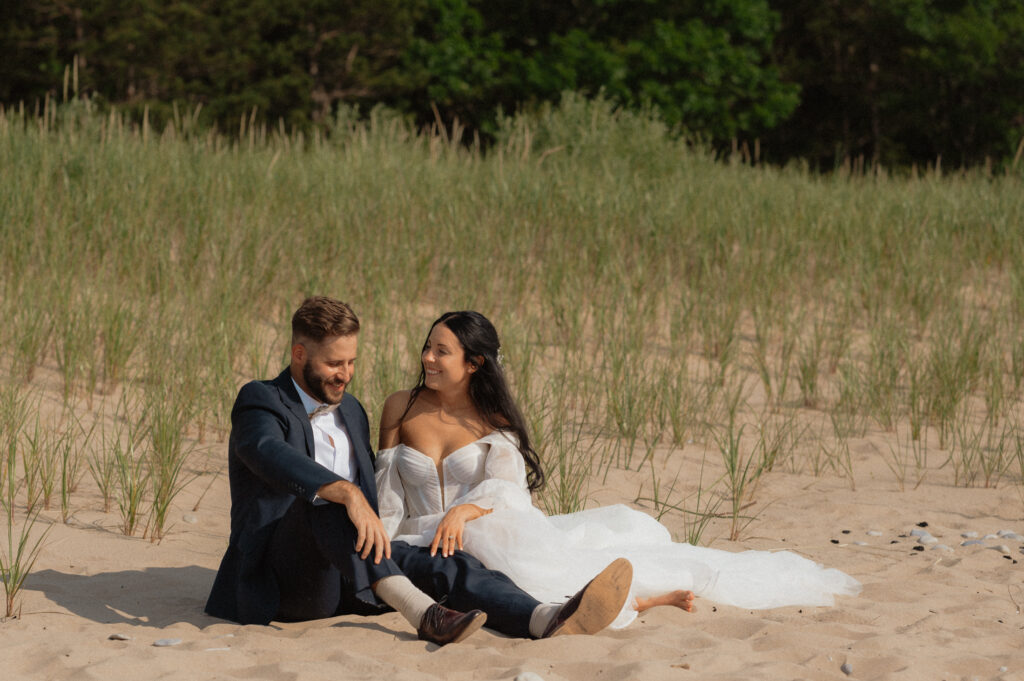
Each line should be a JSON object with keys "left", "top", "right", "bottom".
{"left": 405, "top": 311, "right": 545, "bottom": 492}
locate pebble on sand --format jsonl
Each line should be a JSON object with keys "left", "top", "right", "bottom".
{"left": 990, "top": 545, "right": 1012, "bottom": 555}
{"left": 961, "top": 539, "right": 985, "bottom": 547}
{"left": 153, "top": 638, "right": 182, "bottom": 647}
{"left": 866, "top": 530, "right": 883, "bottom": 537}
{"left": 961, "top": 531, "right": 979, "bottom": 539}
{"left": 917, "top": 535, "right": 938, "bottom": 545}
{"left": 841, "top": 662, "right": 853, "bottom": 675}
{"left": 107, "top": 633, "right": 132, "bottom": 641}
{"left": 183, "top": 513, "right": 198, "bottom": 524}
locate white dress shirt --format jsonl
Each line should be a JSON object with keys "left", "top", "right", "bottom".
{"left": 292, "top": 379, "right": 355, "bottom": 482}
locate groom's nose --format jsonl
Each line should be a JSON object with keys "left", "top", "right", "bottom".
{"left": 335, "top": 363, "right": 353, "bottom": 385}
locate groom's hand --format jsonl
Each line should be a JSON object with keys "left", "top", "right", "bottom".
{"left": 316, "top": 480, "right": 392, "bottom": 563}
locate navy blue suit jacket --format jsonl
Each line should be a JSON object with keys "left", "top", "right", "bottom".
{"left": 205, "top": 368, "right": 378, "bottom": 624}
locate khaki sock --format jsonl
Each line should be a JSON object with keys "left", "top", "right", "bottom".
{"left": 528, "top": 602, "right": 561, "bottom": 638}
{"left": 373, "top": 576, "right": 435, "bottom": 628}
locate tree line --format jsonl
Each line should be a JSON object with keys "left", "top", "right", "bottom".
{"left": 2, "top": 0, "right": 1022, "bottom": 168}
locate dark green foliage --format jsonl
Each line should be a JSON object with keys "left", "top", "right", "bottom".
{"left": 768, "top": 0, "right": 1024, "bottom": 167}
{"left": 1, "top": 0, "right": 1022, "bottom": 166}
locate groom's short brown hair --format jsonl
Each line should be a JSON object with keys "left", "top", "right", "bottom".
{"left": 291, "top": 296, "right": 360, "bottom": 344}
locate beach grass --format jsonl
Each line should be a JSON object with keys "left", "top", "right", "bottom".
{"left": 0, "top": 92, "right": 1021, "bottom": 557}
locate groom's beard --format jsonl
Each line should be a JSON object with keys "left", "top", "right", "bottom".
{"left": 303, "top": 361, "right": 347, "bottom": 405}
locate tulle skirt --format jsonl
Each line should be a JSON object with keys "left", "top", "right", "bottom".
{"left": 393, "top": 503, "right": 861, "bottom": 628}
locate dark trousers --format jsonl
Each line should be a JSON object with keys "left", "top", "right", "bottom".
{"left": 268, "top": 499, "right": 538, "bottom": 637}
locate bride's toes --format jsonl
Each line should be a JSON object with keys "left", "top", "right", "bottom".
{"left": 673, "top": 590, "right": 696, "bottom": 612}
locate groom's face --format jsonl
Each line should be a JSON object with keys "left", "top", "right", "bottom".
{"left": 295, "top": 333, "right": 358, "bottom": 405}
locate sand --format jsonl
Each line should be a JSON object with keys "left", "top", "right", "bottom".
{"left": 3, "top": 380, "right": 1023, "bottom": 681}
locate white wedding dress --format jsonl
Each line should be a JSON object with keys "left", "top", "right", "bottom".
{"left": 376, "top": 431, "right": 860, "bottom": 628}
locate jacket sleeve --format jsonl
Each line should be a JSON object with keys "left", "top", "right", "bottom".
{"left": 230, "top": 381, "right": 340, "bottom": 503}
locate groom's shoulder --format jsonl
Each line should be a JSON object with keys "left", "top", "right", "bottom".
{"left": 234, "top": 371, "right": 291, "bottom": 407}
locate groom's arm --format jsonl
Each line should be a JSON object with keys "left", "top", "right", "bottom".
{"left": 313, "top": 479, "right": 392, "bottom": 563}
{"left": 231, "top": 380, "right": 391, "bottom": 563}
{"left": 230, "top": 381, "right": 340, "bottom": 502}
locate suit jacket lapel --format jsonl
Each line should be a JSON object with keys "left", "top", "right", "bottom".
{"left": 339, "top": 397, "right": 377, "bottom": 501}
{"left": 273, "top": 369, "right": 316, "bottom": 458}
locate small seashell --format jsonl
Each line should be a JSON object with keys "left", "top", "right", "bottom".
{"left": 153, "top": 638, "right": 182, "bottom": 647}
{"left": 108, "top": 633, "right": 132, "bottom": 641}
{"left": 182, "top": 513, "right": 198, "bottom": 524}
{"left": 961, "top": 531, "right": 978, "bottom": 539}
{"left": 515, "top": 673, "right": 546, "bottom": 681}
{"left": 984, "top": 534, "right": 999, "bottom": 540}
{"left": 929, "top": 544, "right": 953, "bottom": 552}
{"left": 866, "top": 530, "right": 883, "bottom": 537}
{"left": 1000, "top": 533, "right": 1024, "bottom": 542}
{"left": 996, "top": 529, "right": 1016, "bottom": 537}
{"left": 990, "top": 545, "right": 1012, "bottom": 555}
{"left": 840, "top": 662, "right": 853, "bottom": 675}
{"left": 910, "top": 528, "right": 930, "bottom": 538}
{"left": 918, "top": 535, "right": 938, "bottom": 545}
{"left": 852, "top": 541, "right": 868, "bottom": 546}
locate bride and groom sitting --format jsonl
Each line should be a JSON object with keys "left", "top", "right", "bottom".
{"left": 206, "top": 295, "right": 859, "bottom": 644}
{"left": 204, "top": 296, "right": 646, "bottom": 645}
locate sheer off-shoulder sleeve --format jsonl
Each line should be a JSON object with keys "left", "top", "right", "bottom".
{"left": 448, "top": 432, "right": 534, "bottom": 512}
{"left": 374, "top": 446, "right": 406, "bottom": 538}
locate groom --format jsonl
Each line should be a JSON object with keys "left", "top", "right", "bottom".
{"left": 205, "top": 296, "right": 632, "bottom": 644}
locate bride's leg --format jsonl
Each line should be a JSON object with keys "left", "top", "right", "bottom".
{"left": 634, "top": 590, "right": 695, "bottom": 613}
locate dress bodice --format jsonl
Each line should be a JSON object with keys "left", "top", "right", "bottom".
{"left": 376, "top": 430, "right": 533, "bottom": 538}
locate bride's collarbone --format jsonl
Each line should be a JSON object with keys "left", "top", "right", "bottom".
{"left": 402, "top": 418, "right": 490, "bottom": 460}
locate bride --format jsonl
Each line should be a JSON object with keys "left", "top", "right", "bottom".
{"left": 376, "top": 311, "right": 860, "bottom": 628}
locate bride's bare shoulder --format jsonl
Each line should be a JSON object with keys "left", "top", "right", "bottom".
{"left": 380, "top": 390, "right": 414, "bottom": 423}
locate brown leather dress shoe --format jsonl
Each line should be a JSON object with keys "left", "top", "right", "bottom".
{"left": 541, "top": 557, "right": 633, "bottom": 637}
{"left": 417, "top": 603, "right": 487, "bottom": 646}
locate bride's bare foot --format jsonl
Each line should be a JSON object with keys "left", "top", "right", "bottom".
{"left": 634, "top": 590, "right": 695, "bottom": 613}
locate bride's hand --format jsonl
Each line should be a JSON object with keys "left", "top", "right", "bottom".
{"left": 430, "top": 504, "right": 493, "bottom": 557}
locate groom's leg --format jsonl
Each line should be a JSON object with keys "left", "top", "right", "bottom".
{"left": 390, "top": 541, "right": 539, "bottom": 638}
{"left": 269, "top": 499, "right": 403, "bottom": 621}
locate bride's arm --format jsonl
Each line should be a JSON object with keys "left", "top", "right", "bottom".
{"left": 448, "top": 433, "right": 533, "bottom": 511}
{"left": 378, "top": 390, "right": 411, "bottom": 450}
{"left": 432, "top": 433, "right": 535, "bottom": 557}
{"left": 374, "top": 447, "right": 406, "bottom": 538}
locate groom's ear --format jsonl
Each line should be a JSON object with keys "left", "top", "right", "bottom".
{"left": 291, "top": 342, "right": 306, "bottom": 365}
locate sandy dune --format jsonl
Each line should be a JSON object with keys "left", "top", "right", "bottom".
{"left": 4, "top": 410, "right": 1023, "bottom": 681}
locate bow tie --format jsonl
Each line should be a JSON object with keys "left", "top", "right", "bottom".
{"left": 308, "top": 403, "right": 339, "bottom": 420}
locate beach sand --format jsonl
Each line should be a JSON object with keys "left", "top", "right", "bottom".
{"left": 3, "top": 376, "right": 1023, "bottom": 681}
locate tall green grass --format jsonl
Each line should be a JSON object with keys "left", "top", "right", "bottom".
{"left": 0, "top": 91, "right": 1021, "bottom": 563}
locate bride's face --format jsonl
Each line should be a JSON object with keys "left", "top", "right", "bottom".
{"left": 421, "top": 323, "right": 476, "bottom": 393}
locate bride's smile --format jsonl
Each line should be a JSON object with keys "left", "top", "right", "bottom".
{"left": 421, "top": 323, "right": 478, "bottom": 393}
